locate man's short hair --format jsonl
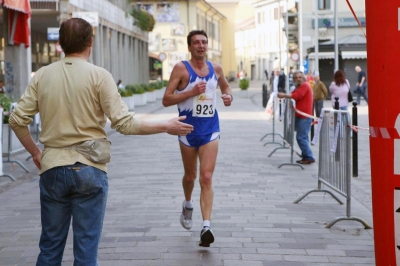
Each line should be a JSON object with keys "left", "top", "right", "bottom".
{"left": 59, "top": 18, "right": 93, "bottom": 55}
{"left": 187, "top": 30, "right": 208, "bottom": 46}
{"left": 293, "top": 70, "right": 306, "bottom": 81}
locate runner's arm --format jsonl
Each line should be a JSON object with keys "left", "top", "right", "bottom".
{"left": 214, "top": 63, "right": 232, "bottom": 106}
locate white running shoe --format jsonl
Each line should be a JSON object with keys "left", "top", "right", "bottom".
{"left": 180, "top": 200, "right": 193, "bottom": 230}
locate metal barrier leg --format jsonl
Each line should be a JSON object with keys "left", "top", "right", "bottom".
{"left": 0, "top": 174, "right": 15, "bottom": 181}
{"left": 263, "top": 139, "right": 283, "bottom": 147}
{"left": 293, "top": 189, "right": 344, "bottom": 204}
{"left": 278, "top": 163, "right": 304, "bottom": 169}
{"left": 325, "top": 216, "right": 372, "bottom": 229}
{"left": 4, "top": 159, "right": 30, "bottom": 173}
{"left": 261, "top": 96, "right": 284, "bottom": 146}
{"left": 268, "top": 146, "right": 289, "bottom": 157}
{"left": 3, "top": 125, "right": 30, "bottom": 173}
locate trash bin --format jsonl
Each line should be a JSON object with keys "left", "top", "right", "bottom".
{"left": 262, "top": 83, "right": 270, "bottom": 108}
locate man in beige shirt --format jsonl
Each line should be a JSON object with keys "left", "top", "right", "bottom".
{"left": 9, "top": 18, "right": 193, "bottom": 266}
{"left": 312, "top": 72, "right": 328, "bottom": 118}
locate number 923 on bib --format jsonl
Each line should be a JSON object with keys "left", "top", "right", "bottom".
{"left": 192, "top": 93, "right": 215, "bottom": 117}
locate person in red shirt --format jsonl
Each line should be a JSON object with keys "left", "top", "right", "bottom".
{"left": 277, "top": 70, "right": 315, "bottom": 164}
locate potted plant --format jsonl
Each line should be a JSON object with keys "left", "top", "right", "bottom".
{"left": 119, "top": 87, "right": 134, "bottom": 110}
{"left": 128, "top": 85, "right": 147, "bottom": 106}
{"left": 153, "top": 81, "right": 164, "bottom": 99}
{"left": 160, "top": 80, "right": 168, "bottom": 98}
{"left": 239, "top": 78, "right": 250, "bottom": 98}
{"left": 143, "top": 83, "right": 156, "bottom": 103}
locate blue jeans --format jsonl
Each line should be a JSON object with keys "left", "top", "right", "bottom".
{"left": 314, "top": 100, "right": 324, "bottom": 118}
{"left": 295, "top": 117, "right": 314, "bottom": 161}
{"left": 356, "top": 83, "right": 368, "bottom": 104}
{"left": 37, "top": 163, "right": 108, "bottom": 266}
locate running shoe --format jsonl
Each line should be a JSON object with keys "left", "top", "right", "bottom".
{"left": 199, "top": 226, "right": 214, "bottom": 247}
{"left": 180, "top": 200, "right": 193, "bottom": 230}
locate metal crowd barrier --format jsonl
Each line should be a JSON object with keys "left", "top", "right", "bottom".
{"left": 2, "top": 103, "right": 30, "bottom": 173}
{"left": 0, "top": 108, "right": 15, "bottom": 181}
{"left": 260, "top": 93, "right": 283, "bottom": 147}
{"left": 268, "top": 99, "right": 303, "bottom": 169}
{"left": 294, "top": 108, "right": 371, "bottom": 229}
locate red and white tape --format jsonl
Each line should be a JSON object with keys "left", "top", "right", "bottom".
{"left": 370, "top": 127, "right": 400, "bottom": 139}
{"left": 292, "top": 107, "right": 371, "bottom": 133}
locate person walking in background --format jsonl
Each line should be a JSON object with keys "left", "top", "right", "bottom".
{"left": 278, "top": 68, "right": 286, "bottom": 93}
{"left": 162, "top": 29, "right": 233, "bottom": 247}
{"left": 277, "top": 70, "right": 315, "bottom": 165}
{"left": 312, "top": 72, "right": 328, "bottom": 118}
{"left": 306, "top": 71, "right": 314, "bottom": 89}
{"left": 0, "top": 80, "right": 6, "bottom": 94}
{"left": 264, "top": 69, "right": 269, "bottom": 80}
{"left": 116, "top": 79, "right": 125, "bottom": 89}
{"left": 272, "top": 69, "right": 279, "bottom": 95}
{"left": 329, "top": 69, "right": 350, "bottom": 111}
{"left": 288, "top": 67, "right": 294, "bottom": 91}
{"left": 8, "top": 18, "right": 193, "bottom": 266}
{"left": 355, "top": 66, "right": 368, "bottom": 104}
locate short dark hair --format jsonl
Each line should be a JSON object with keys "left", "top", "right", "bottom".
{"left": 334, "top": 70, "right": 346, "bottom": 86}
{"left": 59, "top": 18, "right": 93, "bottom": 55}
{"left": 187, "top": 30, "right": 208, "bottom": 46}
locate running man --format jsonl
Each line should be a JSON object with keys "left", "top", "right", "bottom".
{"left": 162, "top": 30, "right": 233, "bottom": 247}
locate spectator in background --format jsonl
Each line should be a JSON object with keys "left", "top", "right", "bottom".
{"left": 277, "top": 71, "right": 315, "bottom": 165}
{"left": 288, "top": 67, "right": 294, "bottom": 91}
{"left": 279, "top": 69, "right": 286, "bottom": 93}
{"left": 329, "top": 69, "right": 350, "bottom": 111}
{"left": 312, "top": 72, "right": 328, "bottom": 118}
{"left": 116, "top": 79, "right": 125, "bottom": 89}
{"left": 269, "top": 70, "right": 274, "bottom": 88}
{"left": 355, "top": 66, "right": 368, "bottom": 104}
{"left": 306, "top": 72, "right": 314, "bottom": 89}
{"left": 0, "top": 80, "right": 6, "bottom": 94}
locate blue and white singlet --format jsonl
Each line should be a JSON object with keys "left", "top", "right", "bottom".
{"left": 177, "top": 60, "right": 219, "bottom": 136}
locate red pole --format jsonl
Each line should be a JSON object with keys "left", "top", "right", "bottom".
{"left": 366, "top": 1, "right": 400, "bottom": 265}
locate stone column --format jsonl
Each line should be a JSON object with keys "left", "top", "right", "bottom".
{"left": 3, "top": 9, "right": 31, "bottom": 100}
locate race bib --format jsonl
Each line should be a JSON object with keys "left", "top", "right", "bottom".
{"left": 192, "top": 93, "right": 215, "bottom": 117}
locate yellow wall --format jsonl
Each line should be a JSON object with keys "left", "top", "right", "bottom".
{"left": 145, "top": 0, "right": 231, "bottom": 80}
{"left": 207, "top": 3, "right": 237, "bottom": 77}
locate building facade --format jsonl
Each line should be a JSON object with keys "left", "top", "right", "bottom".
{"left": 252, "top": 0, "right": 296, "bottom": 81}
{"left": 301, "top": 0, "right": 367, "bottom": 88}
{"left": 251, "top": 0, "right": 366, "bottom": 86}
{"left": 235, "top": 17, "right": 256, "bottom": 80}
{"left": 137, "top": 0, "right": 227, "bottom": 81}
{"left": 0, "top": 0, "right": 150, "bottom": 99}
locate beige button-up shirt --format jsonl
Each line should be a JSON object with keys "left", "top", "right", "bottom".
{"left": 9, "top": 57, "right": 142, "bottom": 174}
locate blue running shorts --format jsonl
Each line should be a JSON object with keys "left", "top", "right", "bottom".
{"left": 178, "top": 132, "right": 220, "bottom": 150}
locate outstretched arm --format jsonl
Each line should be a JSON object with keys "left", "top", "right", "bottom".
{"left": 137, "top": 116, "right": 193, "bottom": 135}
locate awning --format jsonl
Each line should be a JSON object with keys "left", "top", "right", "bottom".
{"left": 0, "top": 0, "right": 31, "bottom": 48}
{"left": 307, "top": 52, "right": 335, "bottom": 60}
{"left": 149, "top": 52, "right": 159, "bottom": 59}
{"left": 341, "top": 51, "right": 367, "bottom": 59}
{"left": 1, "top": 0, "right": 31, "bottom": 13}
